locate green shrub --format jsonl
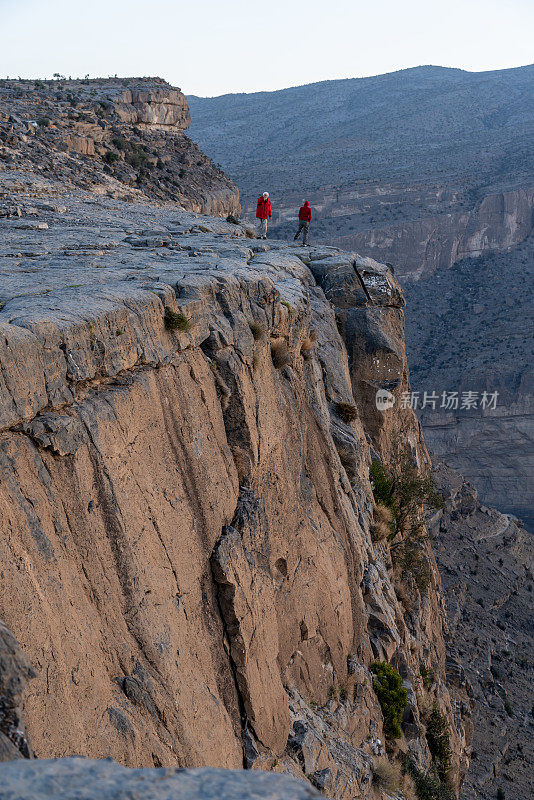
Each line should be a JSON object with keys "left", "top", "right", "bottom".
{"left": 111, "top": 137, "right": 127, "bottom": 150}
{"left": 126, "top": 145, "right": 149, "bottom": 169}
{"left": 370, "top": 661, "right": 408, "bottom": 739}
{"left": 226, "top": 213, "right": 240, "bottom": 224}
{"left": 164, "top": 308, "right": 191, "bottom": 332}
{"left": 393, "top": 534, "right": 432, "bottom": 593}
{"left": 420, "top": 664, "right": 435, "bottom": 690}
{"left": 425, "top": 704, "right": 452, "bottom": 781}
{"left": 37, "top": 117, "right": 51, "bottom": 127}
{"left": 497, "top": 788, "right": 505, "bottom": 800}
{"left": 370, "top": 454, "right": 443, "bottom": 536}
{"left": 370, "top": 459, "right": 395, "bottom": 509}
{"left": 404, "top": 757, "right": 454, "bottom": 800}
{"left": 103, "top": 151, "right": 119, "bottom": 164}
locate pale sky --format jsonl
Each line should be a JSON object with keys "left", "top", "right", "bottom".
{"left": 2, "top": 0, "right": 533, "bottom": 96}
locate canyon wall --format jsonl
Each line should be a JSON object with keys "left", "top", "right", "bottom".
{"left": 333, "top": 187, "right": 534, "bottom": 280}
{"left": 0, "top": 168, "right": 470, "bottom": 797}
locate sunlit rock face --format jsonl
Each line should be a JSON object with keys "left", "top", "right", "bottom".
{"left": 0, "top": 163, "right": 472, "bottom": 797}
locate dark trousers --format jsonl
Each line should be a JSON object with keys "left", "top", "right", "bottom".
{"left": 294, "top": 221, "right": 310, "bottom": 244}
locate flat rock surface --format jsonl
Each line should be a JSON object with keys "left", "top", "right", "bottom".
{"left": 0, "top": 758, "right": 321, "bottom": 799}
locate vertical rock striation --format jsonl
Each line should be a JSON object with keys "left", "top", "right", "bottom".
{"left": 0, "top": 171, "right": 471, "bottom": 796}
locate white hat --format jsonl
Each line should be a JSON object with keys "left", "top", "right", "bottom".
{"left": 263, "top": 192, "right": 269, "bottom": 198}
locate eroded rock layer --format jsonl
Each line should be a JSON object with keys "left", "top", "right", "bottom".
{"left": 0, "top": 77, "right": 239, "bottom": 216}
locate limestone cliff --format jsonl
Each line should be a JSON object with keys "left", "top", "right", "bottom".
{"left": 0, "top": 77, "right": 240, "bottom": 216}
{"left": 0, "top": 164, "right": 471, "bottom": 798}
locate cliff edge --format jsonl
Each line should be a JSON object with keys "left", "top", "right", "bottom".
{"left": 0, "top": 162, "right": 472, "bottom": 799}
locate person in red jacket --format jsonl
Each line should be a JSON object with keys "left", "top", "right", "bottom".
{"left": 294, "top": 200, "right": 312, "bottom": 245}
{"left": 256, "top": 192, "right": 272, "bottom": 239}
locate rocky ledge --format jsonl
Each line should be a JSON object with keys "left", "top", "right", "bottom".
{"left": 0, "top": 757, "right": 322, "bottom": 799}
{"left": 0, "top": 78, "right": 239, "bottom": 215}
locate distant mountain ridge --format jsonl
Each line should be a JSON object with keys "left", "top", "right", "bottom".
{"left": 188, "top": 64, "right": 534, "bottom": 202}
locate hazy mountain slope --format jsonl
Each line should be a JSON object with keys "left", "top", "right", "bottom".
{"left": 405, "top": 237, "right": 534, "bottom": 530}
{"left": 188, "top": 65, "right": 534, "bottom": 200}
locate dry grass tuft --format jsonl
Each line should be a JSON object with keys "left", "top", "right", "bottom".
{"left": 372, "top": 757, "right": 402, "bottom": 792}
{"left": 164, "top": 307, "right": 191, "bottom": 332}
{"left": 371, "top": 520, "right": 391, "bottom": 542}
{"left": 374, "top": 503, "right": 394, "bottom": 526}
{"left": 300, "top": 329, "right": 318, "bottom": 359}
{"left": 249, "top": 320, "right": 265, "bottom": 340}
{"left": 231, "top": 446, "right": 251, "bottom": 483}
{"left": 271, "top": 338, "right": 291, "bottom": 369}
{"left": 371, "top": 503, "right": 394, "bottom": 541}
{"left": 335, "top": 401, "right": 358, "bottom": 424}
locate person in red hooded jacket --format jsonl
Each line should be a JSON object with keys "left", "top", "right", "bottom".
{"left": 256, "top": 192, "right": 272, "bottom": 239}
{"left": 294, "top": 201, "right": 312, "bottom": 245}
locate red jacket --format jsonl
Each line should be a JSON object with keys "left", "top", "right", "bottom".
{"left": 298, "top": 201, "right": 312, "bottom": 222}
{"left": 256, "top": 196, "right": 272, "bottom": 219}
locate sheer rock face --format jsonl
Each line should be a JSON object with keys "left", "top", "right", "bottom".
{"left": 0, "top": 169, "right": 471, "bottom": 796}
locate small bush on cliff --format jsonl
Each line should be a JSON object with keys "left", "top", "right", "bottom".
{"left": 103, "top": 150, "right": 119, "bottom": 164}
{"left": 164, "top": 308, "right": 191, "bottom": 332}
{"left": 370, "top": 661, "right": 408, "bottom": 739}
{"left": 420, "top": 664, "right": 435, "bottom": 690}
{"left": 370, "top": 454, "right": 443, "bottom": 537}
{"left": 270, "top": 338, "right": 291, "bottom": 369}
{"left": 404, "top": 757, "right": 454, "bottom": 800}
{"left": 425, "top": 704, "right": 452, "bottom": 781}
{"left": 393, "top": 532, "right": 432, "bottom": 593}
{"left": 372, "top": 757, "right": 402, "bottom": 792}
{"left": 226, "top": 213, "right": 240, "bottom": 224}
{"left": 249, "top": 321, "right": 265, "bottom": 340}
{"left": 335, "top": 401, "right": 358, "bottom": 424}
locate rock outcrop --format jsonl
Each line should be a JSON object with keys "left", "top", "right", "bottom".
{"left": 0, "top": 164, "right": 471, "bottom": 797}
{"left": 0, "top": 77, "right": 239, "bottom": 216}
